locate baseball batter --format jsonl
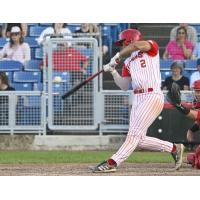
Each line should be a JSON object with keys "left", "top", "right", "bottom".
{"left": 91, "top": 29, "right": 184, "bottom": 173}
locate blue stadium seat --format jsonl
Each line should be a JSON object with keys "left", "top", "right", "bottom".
{"left": 160, "top": 59, "right": 173, "bottom": 70}
{"left": 24, "top": 37, "right": 39, "bottom": 48}
{"left": 35, "top": 48, "right": 43, "bottom": 59}
{"left": 185, "top": 60, "right": 197, "bottom": 69}
{"left": 0, "top": 38, "right": 8, "bottom": 48}
{"left": 13, "top": 71, "right": 42, "bottom": 83}
{"left": 77, "top": 48, "right": 92, "bottom": 58}
{"left": 24, "top": 59, "right": 41, "bottom": 71}
{"left": 11, "top": 83, "right": 33, "bottom": 91}
{"left": 194, "top": 26, "right": 200, "bottom": 34}
{"left": 33, "top": 82, "right": 43, "bottom": 91}
{"left": 102, "top": 26, "right": 111, "bottom": 38}
{"left": 0, "top": 60, "right": 23, "bottom": 71}
{"left": 183, "top": 70, "right": 193, "bottom": 79}
{"left": 67, "top": 25, "right": 80, "bottom": 33}
{"left": 39, "top": 23, "right": 52, "bottom": 26}
{"left": 5, "top": 71, "right": 13, "bottom": 82}
{"left": 160, "top": 70, "right": 171, "bottom": 81}
{"left": 29, "top": 26, "right": 46, "bottom": 37}
{"left": 53, "top": 71, "right": 70, "bottom": 82}
{"left": 27, "top": 96, "right": 41, "bottom": 107}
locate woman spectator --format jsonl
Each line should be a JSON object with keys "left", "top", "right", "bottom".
{"left": 163, "top": 27, "right": 193, "bottom": 60}
{"left": 162, "top": 61, "right": 190, "bottom": 90}
{"left": 0, "top": 72, "right": 15, "bottom": 126}
{"left": 36, "top": 23, "right": 72, "bottom": 45}
{"left": 2, "top": 23, "right": 28, "bottom": 38}
{"left": 0, "top": 26, "right": 31, "bottom": 64}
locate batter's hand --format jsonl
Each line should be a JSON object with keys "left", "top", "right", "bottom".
{"left": 109, "top": 52, "right": 121, "bottom": 67}
{"left": 103, "top": 63, "right": 115, "bottom": 72}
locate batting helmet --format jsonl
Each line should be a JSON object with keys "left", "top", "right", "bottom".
{"left": 193, "top": 80, "right": 200, "bottom": 90}
{"left": 114, "top": 29, "right": 142, "bottom": 46}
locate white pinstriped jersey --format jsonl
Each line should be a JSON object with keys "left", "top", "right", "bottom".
{"left": 122, "top": 40, "right": 161, "bottom": 92}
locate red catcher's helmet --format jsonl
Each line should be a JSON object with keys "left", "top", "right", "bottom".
{"left": 114, "top": 29, "right": 142, "bottom": 46}
{"left": 193, "top": 80, "right": 200, "bottom": 90}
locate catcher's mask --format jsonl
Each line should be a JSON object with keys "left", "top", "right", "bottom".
{"left": 192, "top": 80, "right": 200, "bottom": 102}
{"left": 114, "top": 29, "right": 142, "bottom": 46}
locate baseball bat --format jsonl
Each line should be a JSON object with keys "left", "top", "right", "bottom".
{"left": 62, "top": 69, "right": 104, "bottom": 99}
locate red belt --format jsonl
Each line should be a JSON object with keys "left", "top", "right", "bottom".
{"left": 133, "top": 88, "right": 153, "bottom": 94}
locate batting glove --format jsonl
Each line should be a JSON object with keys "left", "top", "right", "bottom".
{"left": 103, "top": 63, "right": 115, "bottom": 72}
{"left": 109, "top": 52, "right": 121, "bottom": 67}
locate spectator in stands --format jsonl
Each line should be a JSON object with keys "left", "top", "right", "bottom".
{"left": 36, "top": 23, "right": 72, "bottom": 45}
{"left": 190, "top": 58, "right": 200, "bottom": 88}
{"left": 162, "top": 61, "right": 190, "bottom": 90}
{"left": 170, "top": 23, "right": 198, "bottom": 46}
{"left": 0, "top": 72, "right": 15, "bottom": 126}
{"left": 0, "top": 26, "right": 31, "bottom": 64}
{"left": 192, "top": 42, "right": 200, "bottom": 60}
{"left": 75, "top": 23, "right": 99, "bottom": 37}
{"left": 2, "top": 23, "right": 28, "bottom": 38}
{"left": 0, "top": 72, "right": 15, "bottom": 91}
{"left": 52, "top": 46, "right": 89, "bottom": 75}
{"left": 75, "top": 23, "right": 109, "bottom": 56}
{"left": 163, "top": 26, "right": 193, "bottom": 60}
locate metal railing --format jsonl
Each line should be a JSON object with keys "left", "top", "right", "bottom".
{"left": 0, "top": 91, "right": 46, "bottom": 135}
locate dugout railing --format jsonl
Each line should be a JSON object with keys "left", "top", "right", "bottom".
{"left": 0, "top": 91, "right": 46, "bottom": 135}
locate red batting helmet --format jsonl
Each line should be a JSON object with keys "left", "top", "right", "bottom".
{"left": 114, "top": 29, "right": 142, "bottom": 46}
{"left": 193, "top": 80, "right": 200, "bottom": 90}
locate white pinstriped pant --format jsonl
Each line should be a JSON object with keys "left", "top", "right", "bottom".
{"left": 111, "top": 92, "right": 173, "bottom": 166}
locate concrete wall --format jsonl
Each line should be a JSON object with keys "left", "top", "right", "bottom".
{"left": 0, "top": 135, "right": 126, "bottom": 150}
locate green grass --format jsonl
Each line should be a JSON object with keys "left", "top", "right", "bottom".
{"left": 0, "top": 151, "right": 175, "bottom": 164}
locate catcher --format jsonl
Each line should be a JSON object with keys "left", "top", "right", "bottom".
{"left": 167, "top": 80, "right": 200, "bottom": 169}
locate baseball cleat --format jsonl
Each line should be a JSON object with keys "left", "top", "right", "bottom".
{"left": 171, "top": 143, "right": 184, "bottom": 170}
{"left": 89, "top": 160, "right": 117, "bottom": 173}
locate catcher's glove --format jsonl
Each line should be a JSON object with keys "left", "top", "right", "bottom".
{"left": 166, "top": 82, "right": 190, "bottom": 115}
{"left": 166, "top": 82, "right": 181, "bottom": 106}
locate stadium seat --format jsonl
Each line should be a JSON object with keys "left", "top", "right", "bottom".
{"left": 39, "top": 23, "right": 52, "bottom": 26}
{"left": 185, "top": 60, "right": 197, "bottom": 69}
{"left": 24, "top": 59, "right": 41, "bottom": 71}
{"left": 0, "top": 38, "right": 8, "bottom": 48}
{"left": 0, "top": 60, "right": 23, "bottom": 71}
{"left": 5, "top": 71, "right": 13, "bottom": 82}
{"left": 33, "top": 82, "right": 43, "bottom": 91}
{"left": 160, "top": 70, "right": 171, "bottom": 81}
{"left": 67, "top": 25, "right": 80, "bottom": 33}
{"left": 77, "top": 48, "right": 92, "bottom": 58}
{"left": 53, "top": 71, "right": 70, "bottom": 82}
{"left": 29, "top": 26, "right": 46, "bottom": 37}
{"left": 11, "top": 83, "right": 33, "bottom": 91}
{"left": 13, "top": 71, "right": 42, "bottom": 83}
{"left": 35, "top": 48, "right": 43, "bottom": 59}
{"left": 160, "top": 59, "right": 173, "bottom": 70}
{"left": 194, "top": 26, "right": 200, "bottom": 34}
{"left": 24, "top": 37, "right": 39, "bottom": 48}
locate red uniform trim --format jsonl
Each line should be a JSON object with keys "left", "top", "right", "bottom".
{"left": 146, "top": 40, "right": 158, "bottom": 57}
{"left": 122, "top": 63, "right": 131, "bottom": 77}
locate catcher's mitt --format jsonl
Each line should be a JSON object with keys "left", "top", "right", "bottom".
{"left": 166, "top": 82, "right": 181, "bottom": 106}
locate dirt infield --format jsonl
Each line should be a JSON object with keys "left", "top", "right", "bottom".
{"left": 0, "top": 163, "right": 200, "bottom": 176}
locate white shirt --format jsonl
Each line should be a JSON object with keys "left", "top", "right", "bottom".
{"left": 190, "top": 71, "right": 200, "bottom": 88}
{"left": 122, "top": 40, "right": 162, "bottom": 92}
{"left": 36, "top": 27, "right": 72, "bottom": 45}
{"left": 0, "top": 42, "right": 31, "bottom": 64}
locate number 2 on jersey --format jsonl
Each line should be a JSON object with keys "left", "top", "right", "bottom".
{"left": 140, "top": 59, "right": 146, "bottom": 68}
